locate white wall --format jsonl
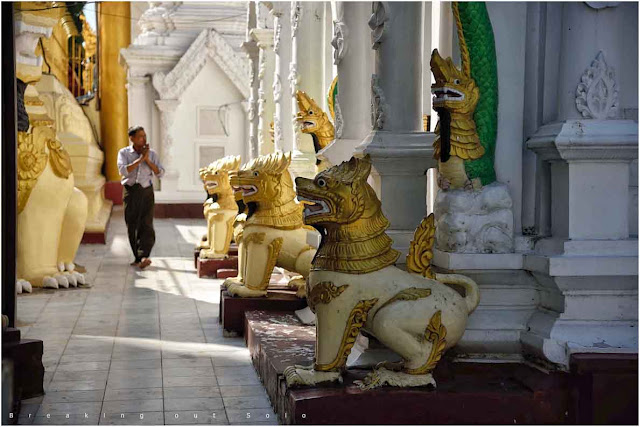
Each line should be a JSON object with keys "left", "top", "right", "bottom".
{"left": 170, "top": 59, "right": 246, "bottom": 193}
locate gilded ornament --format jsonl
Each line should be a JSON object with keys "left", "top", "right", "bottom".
{"left": 17, "top": 129, "right": 49, "bottom": 213}
{"left": 47, "top": 137, "right": 72, "bottom": 178}
{"left": 377, "top": 287, "right": 432, "bottom": 313}
{"left": 405, "top": 311, "right": 447, "bottom": 375}
{"left": 314, "top": 298, "right": 379, "bottom": 372}
{"left": 406, "top": 213, "right": 436, "bottom": 279}
{"left": 244, "top": 232, "right": 266, "bottom": 245}
{"left": 251, "top": 237, "right": 283, "bottom": 290}
{"left": 307, "top": 281, "right": 349, "bottom": 311}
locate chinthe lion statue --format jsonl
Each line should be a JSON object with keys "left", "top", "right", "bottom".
{"left": 284, "top": 155, "right": 480, "bottom": 389}
{"left": 295, "top": 90, "right": 334, "bottom": 172}
{"left": 197, "top": 155, "right": 242, "bottom": 259}
{"left": 223, "top": 152, "right": 318, "bottom": 298}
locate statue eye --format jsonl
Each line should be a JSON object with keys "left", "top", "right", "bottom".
{"left": 317, "top": 178, "right": 327, "bottom": 188}
{"left": 454, "top": 79, "right": 461, "bottom": 85}
{"left": 253, "top": 171, "right": 259, "bottom": 177}
{"left": 308, "top": 110, "right": 314, "bottom": 115}
{"left": 214, "top": 172, "right": 218, "bottom": 175}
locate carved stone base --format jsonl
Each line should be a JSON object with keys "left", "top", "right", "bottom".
{"left": 197, "top": 257, "right": 238, "bottom": 278}
{"left": 434, "top": 182, "right": 514, "bottom": 253}
{"left": 219, "top": 290, "right": 307, "bottom": 336}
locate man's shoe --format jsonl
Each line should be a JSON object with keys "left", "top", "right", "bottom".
{"left": 130, "top": 261, "right": 140, "bottom": 267}
{"left": 139, "top": 258, "right": 152, "bottom": 269}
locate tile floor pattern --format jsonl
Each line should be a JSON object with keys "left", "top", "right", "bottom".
{"left": 15, "top": 207, "right": 277, "bottom": 425}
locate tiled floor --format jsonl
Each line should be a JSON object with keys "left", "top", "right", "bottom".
{"left": 15, "top": 207, "right": 277, "bottom": 425}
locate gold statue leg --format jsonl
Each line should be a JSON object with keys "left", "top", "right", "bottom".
{"left": 285, "top": 297, "right": 378, "bottom": 387}
{"left": 226, "top": 234, "right": 283, "bottom": 298}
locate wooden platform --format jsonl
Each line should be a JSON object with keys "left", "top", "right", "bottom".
{"left": 244, "top": 310, "right": 636, "bottom": 425}
{"left": 197, "top": 256, "right": 238, "bottom": 278}
{"left": 219, "top": 290, "right": 307, "bottom": 337}
{"left": 194, "top": 245, "right": 238, "bottom": 269}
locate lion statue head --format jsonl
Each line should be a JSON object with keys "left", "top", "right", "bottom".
{"left": 294, "top": 155, "right": 380, "bottom": 227}
{"left": 230, "top": 152, "right": 296, "bottom": 207}
{"left": 199, "top": 155, "right": 241, "bottom": 199}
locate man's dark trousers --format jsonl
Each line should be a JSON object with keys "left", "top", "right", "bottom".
{"left": 123, "top": 184, "right": 155, "bottom": 262}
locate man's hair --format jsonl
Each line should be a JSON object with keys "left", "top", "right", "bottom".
{"left": 128, "top": 126, "right": 145, "bottom": 137}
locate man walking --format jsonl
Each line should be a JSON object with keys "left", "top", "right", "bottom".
{"left": 117, "top": 126, "right": 165, "bottom": 269}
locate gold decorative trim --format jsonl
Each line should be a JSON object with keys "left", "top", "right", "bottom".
{"left": 307, "top": 281, "right": 349, "bottom": 311}
{"left": 47, "top": 138, "right": 72, "bottom": 178}
{"left": 314, "top": 298, "right": 379, "bottom": 372}
{"left": 251, "top": 237, "right": 283, "bottom": 291}
{"left": 244, "top": 232, "right": 266, "bottom": 245}
{"left": 406, "top": 213, "right": 436, "bottom": 279}
{"left": 377, "top": 287, "right": 432, "bottom": 313}
{"left": 222, "top": 215, "right": 236, "bottom": 255}
{"left": 405, "top": 310, "right": 447, "bottom": 375}
{"left": 296, "top": 244, "right": 314, "bottom": 258}
{"left": 17, "top": 129, "right": 49, "bottom": 214}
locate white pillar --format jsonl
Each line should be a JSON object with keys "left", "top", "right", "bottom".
{"left": 289, "top": 1, "right": 326, "bottom": 178}
{"left": 126, "top": 74, "right": 153, "bottom": 142}
{"left": 154, "top": 99, "right": 179, "bottom": 193}
{"left": 253, "top": 2, "right": 275, "bottom": 155}
{"left": 356, "top": 1, "right": 436, "bottom": 259}
{"left": 243, "top": 2, "right": 260, "bottom": 161}
{"left": 271, "top": 2, "right": 293, "bottom": 153}
{"left": 320, "top": 1, "right": 374, "bottom": 166}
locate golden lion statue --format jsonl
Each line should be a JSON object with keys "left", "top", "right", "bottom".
{"left": 223, "top": 152, "right": 318, "bottom": 298}
{"left": 284, "top": 156, "right": 480, "bottom": 389}
{"left": 295, "top": 90, "right": 334, "bottom": 172}
{"left": 17, "top": 125, "right": 88, "bottom": 292}
{"left": 198, "top": 155, "right": 242, "bottom": 259}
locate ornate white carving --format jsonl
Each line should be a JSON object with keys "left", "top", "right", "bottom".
{"left": 576, "top": 51, "right": 618, "bottom": 120}
{"left": 155, "top": 99, "right": 179, "bottom": 180}
{"left": 435, "top": 182, "right": 514, "bottom": 254}
{"left": 334, "top": 99, "right": 344, "bottom": 139}
{"left": 368, "top": 2, "right": 389, "bottom": 50}
{"left": 291, "top": 1, "right": 302, "bottom": 38}
{"left": 331, "top": 20, "right": 348, "bottom": 66}
{"left": 288, "top": 63, "right": 299, "bottom": 97}
{"left": 371, "top": 74, "right": 387, "bottom": 130}
{"left": 152, "top": 29, "right": 251, "bottom": 100}
{"left": 273, "top": 19, "right": 282, "bottom": 54}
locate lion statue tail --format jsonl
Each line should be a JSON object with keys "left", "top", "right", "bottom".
{"left": 434, "top": 273, "right": 480, "bottom": 314}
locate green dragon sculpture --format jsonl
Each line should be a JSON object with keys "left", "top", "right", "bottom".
{"left": 432, "top": 1, "right": 498, "bottom": 189}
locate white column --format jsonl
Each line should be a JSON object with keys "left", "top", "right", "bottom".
{"left": 320, "top": 1, "right": 374, "bottom": 166}
{"left": 243, "top": 2, "right": 260, "bottom": 161}
{"left": 253, "top": 2, "right": 275, "bottom": 155}
{"left": 154, "top": 99, "right": 179, "bottom": 193}
{"left": 289, "top": 1, "right": 323, "bottom": 178}
{"left": 523, "top": 2, "right": 638, "bottom": 367}
{"left": 271, "top": 2, "right": 293, "bottom": 153}
{"left": 126, "top": 74, "right": 153, "bottom": 142}
{"left": 356, "top": 2, "right": 436, "bottom": 259}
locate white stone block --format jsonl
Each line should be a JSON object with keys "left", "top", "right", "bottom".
{"left": 434, "top": 182, "right": 515, "bottom": 253}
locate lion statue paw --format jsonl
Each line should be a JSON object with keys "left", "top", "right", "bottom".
{"left": 226, "top": 283, "right": 268, "bottom": 298}
{"left": 283, "top": 366, "right": 342, "bottom": 387}
{"left": 16, "top": 279, "right": 32, "bottom": 294}
{"left": 287, "top": 276, "right": 307, "bottom": 298}
{"left": 353, "top": 367, "right": 436, "bottom": 391}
